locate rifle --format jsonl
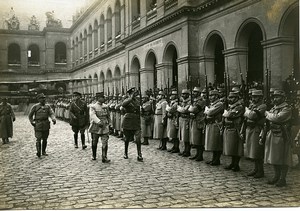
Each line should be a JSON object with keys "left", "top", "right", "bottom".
{"left": 205, "top": 74, "right": 209, "bottom": 106}
{"left": 189, "top": 76, "right": 194, "bottom": 105}
{"left": 224, "top": 71, "right": 228, "bottom": 109}
{"left": 167, "top": 77, "right": 170, "bottom": 104}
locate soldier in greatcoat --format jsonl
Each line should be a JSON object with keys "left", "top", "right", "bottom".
{"left": 69, "top": 92, "right": 89, "bottom": 149}
{"left": 177, "top": 89, "right": 191, "bottom": 157}
{"left": 0, "top": 97, "right": 15, "bottom": 144}
{"left": 119, "top": 94, "right": 127, "bottom": 140}
{"left": 241, "top": 90, "right": 266, "bottom": 178}
{"left": 141, "top": 94, "right": 153, "bottom": 145}
{"left": 166, "top": 90, "right": 179, "bottom": 153}
{"left": 188, "top": 87, "right": 206, "bottom": 161}
{"left": 115, "top": 94, "right": 122, "bottom": 137}
{"left": 153, "top": 90, "right": 168, "bottom": 150}
{"left": 223, "top": 91, "right": 245, "bottom": 171}
{"left": 89, "top": 92, "right": 111, "bottom": 163}
{"left": 259, "top": 90, "right": 292, "bottom": 187}
{"left": 109, "top": 96, "right": 117, "bottom": 136}
{"left": 122, "top": 87, "right": 143, "bottom": 161}
{"left": 29, "top": 93, "right": 56, "bottom": 158}
{"left": 204, "top": 90, "right": 224, "bottom": 165}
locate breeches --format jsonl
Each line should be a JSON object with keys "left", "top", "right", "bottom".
{"left": 35, "top": 130, "right": 49, "bottom": 141}
{"left": 72, "top": 126, "right": 85, "bottom": 134}
{"left": 91, "top": 133, "right": 109, "bottom": 147}
{"left": 124, "top": 129, "right": 141, "bottom": 144}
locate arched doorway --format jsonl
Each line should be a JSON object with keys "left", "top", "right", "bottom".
{"left": 100, "top": 71, "right": 105, "bottom": 92}
{"left": 145, "top": 51, "right": 157, "bottom": 91}
{"left": 131, "top": 57, "right": 141, "bottom": 88}
{"left": 114, "top": 66, "right": 121, "bottom": 94}
{"left": 163, "top": 44, "right": 178, "bottom": 89}
{"left": 106, "top": 69, "right": 112, "bottom": 95}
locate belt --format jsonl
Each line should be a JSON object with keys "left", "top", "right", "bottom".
{"left": 35, "top": 119, "right": 48, "bottom": 122}
{"left": 180, "top": 114, "right": 189, "bottom": 118}
{"left": 154, "top": 114, "right": 162, "bottom": 116}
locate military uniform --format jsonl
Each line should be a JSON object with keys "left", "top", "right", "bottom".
{"left": 0, "top": 98, "right": 15, "bottom": 144}
{"left": 89, "top": 92, "right": 110, "bottom": 163}
{"left": 223, "top": 92, "right": 245, "bottom": 171}
{"left": 204, "top": 90, "right": 224, "bottom": 165}
{"left": 188, "top": 87, "right": 206, "bottom": 161}
{"left": 243, "top": 90, "right": 266, "bottom": 178}
{"left": 177, "top": 89, "right": 191, "bottom": 156}
{"left": 141, "top": 96, "right": 153, "bottom": 145}
{"left": 109, "top": 97, "right": 117, "bottom": 135}
{"left": 115, "top": 96, "right": 122, "bottom": 137}
{"left": 122, "top": 87, "right": 143, "bottom": 161}
{"left": 166, "top": 91, "right": 179, "bottom": 153}
{"left": 69, "top": 92, "right": 89, "bottom": 149}
{"left": 262, "top": 90, "right": 292, "bottom": 186}
{"left": 28, "top": 93, "right": 56, "bottom": 157}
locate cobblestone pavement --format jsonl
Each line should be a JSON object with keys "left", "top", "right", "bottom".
{"left": 0, "top": 113, "right": 300, "bottom": 209}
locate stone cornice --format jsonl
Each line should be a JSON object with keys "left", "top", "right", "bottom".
{"left": 261, "top": 37, "right": 295, "bottom": 48}
{"left": 223, "top": 48, "right": 248, "bottom": 56}
{"left": 0, "top": 27, "right": 70, "bottom": 36}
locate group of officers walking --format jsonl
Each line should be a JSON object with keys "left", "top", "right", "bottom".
{"left": 1, "top": 81, "right": 299, "bottom": 188}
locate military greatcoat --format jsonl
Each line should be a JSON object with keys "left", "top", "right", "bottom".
{"left": 69, "top": 98, "right": 89, "bottom": 128}
{"left": 115, "top": 102, "right": 121, "bottom": 131}
{"left": 89, "top": 102, "right": 110, "bottom": 135}
{"left": 0, "top": 102, "right": 15, "bottom": 139}
{"left": 264, "top": 102, "right": 292, "bottom": 166}
{"left": 177, "top": 98, "right": 191, "bottom": 143}
{"left": 122, "top": 97, "right": 141, "bottom": 131}
{"left": 141, "top": 100, "right": 153, "bottom": 138}
{"left": 244, "top": 102, "right": 266, "bottom": 159}
{"left": 153, "top": 98, "right": 167, "bottom": 139}
{"left": 204, "top": 99, "right": 224, "bottom": 151}
{"left": 166, "top": 99, "right": 178, "bottom": 139}
{"left": 188, "top": 97, "right": 206, "bottom": 146}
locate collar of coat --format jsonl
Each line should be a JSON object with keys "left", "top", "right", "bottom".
{"left": 273, "top": 102, "right": 289, "bottom": 110}
{"left": 229, "top": 100, "right": 242, "bottom": 109}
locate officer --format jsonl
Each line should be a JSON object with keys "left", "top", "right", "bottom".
{"left": 260, "top": 90, "right": 292, "bottom": 187}
{"left": 188, "top": 87, "right": 206, "bottom": 161}
{"left": 0, "top": 97, "right": 15, "bottom": 144}
{"left": 89, "top": 92, "right": 111, "bottom": 163}
{"left": 119, "top": 94, "right": 127, "bottom": 140}
{"left": 223, "top": 91, "right": 245, "bottom": 171}
{"left": 115, "top": 94, "right": 122, "bottom": 138}
{"left": 166, "top": 90, "right": 180, "bottom": 153}
{"left": 204, "top": 90, "right": 224, "bottom": 165}
{"left": 69, "top": 92, "right": 89, "bottom": 149}
{"left": 122, "top": 87, "right": 143, "bottom": 161}
{"left": 141, "top": 94, "right": 153, "bottom": 145}
{"left": 242, "top": 90, "right": 266, "bottom": 178}
{"left": 177, "top": 89, "right": 191, "bottom": 157}
{"left": 28, "top": 93, "right": 56, "bottom": 158}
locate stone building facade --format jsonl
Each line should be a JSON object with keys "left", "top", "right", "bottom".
{"left": 0, "top": 0, "right": 298, "bottom": 95}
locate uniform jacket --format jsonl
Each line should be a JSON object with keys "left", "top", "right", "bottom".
{"left": 88, "top": 102, "right": 110, "bottom": 135}
{"left": 29, "top": 103, "right": 56, "bottom": 131}
{"left": 122, "top": 97, "right": 141, "bottom": 130}
{"left": 69, "top": 99, "right": 89, "bottom": 127}
{"left": 188, "top": 97, "right": 206, "bottom": 129}
{"left": 0, "top": 103, "right": 15, "bottom": 138}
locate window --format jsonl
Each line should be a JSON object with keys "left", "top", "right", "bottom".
{"left": 28, "top": 44, "right": 40, "bottom": 65}
{"left": 8, "top": 43, "right": 21, "bottom": 65}
{"left": 55, "top": 42, "right": 67, "bottom": 64}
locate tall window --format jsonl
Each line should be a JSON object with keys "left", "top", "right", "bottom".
{"left": 8, "top": 43, "right": 21, "bottom": 65}
{"left": 28, "top": 44, "right": 40, "bottom": 65}
{"left": 94, "top": 20, "right": 99, "bottom": 49}
{"left": 131, "top": 0, "right": 141, "bottom": 22}
{"left": 115, "top": 0, "right": 121, "bottom": 37}
{"left": 107, "top": 8, "right": 112, "bottom": 43}
{"left": 55, "top": 42, "right": 67, "bottom": 63}
{"left": 100, "top": 15, "right": 105, "bottom": 46}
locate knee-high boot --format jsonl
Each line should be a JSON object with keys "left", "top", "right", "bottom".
{"left": 36, "top": 141, "right": 41, "bottom": 158}
{"left": 136, "top": 141, "right": 143, "bottom": 162}
{"left": 225, "top": 156, "right": 235, "bottom": 170}
{"left": 207, "top": 151, "right": 216, "bottom": 164}
{"left": 157, "top": 139, "right": 163, "bottom": 150}
{"left": 232, "top": 156, "right": 240, "bottom": 172}
{"left": 168, "top": 139, "right": 175, "bottom": 152}
{"left": 248, "top": 159, "right": 258, "bottom": 176}
{"left": 276, "top": 165, "right": 288, "bottom": 187}
{"left": 124, "top": 141, "right": 129, "bottom": 159}
{"left": 268, "top": 165, "right": 281, "bottom": 184}
{"left": 74, "top": 133, "right": 78, "bottom": 148}
{"left": 142, "top": 137, "right": 149, "bottom": 145}
{"left": 42, "top": 139, "right": 48, "bottom": 155}
{"left": 102, "top": 145, "right": 111, "bottom": 163}
{"left": 172, "top": 139, "right": 180, "bottom": 153}
{"left": 254, "top": 159, "right": 264, "bottom": 178}
{"left": 182, "top": 142, "right": 191, "bottom": 157}
{"left": 81, "top": 133, "right": 87, "bottom": 149}
{"left": 161, "top": 138, "right": 167, "bottom": 150}
{"left": 92, "top": 141, "right": 97, "bottom": 160}
{"left": 211, "top": 151, "right": 221, "bottom": 165}
{"left": 195, "top": 145, "right": 204, "bottom": 161}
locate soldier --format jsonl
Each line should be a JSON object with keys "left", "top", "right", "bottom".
{"left": 28, "top": 93, "right": 56, "bottom": 158}
{"left": 292, "top": 90, "right": 300, "bottom": 169}
{"left": 122, "top": 87, "right": 143, "bottom": 161}
{"left": 223, "top": 91, "right": 245, "bottom": 171}
{"left": 153, "top": 90, "right": 168, "bottom": 150}
{"left": 119, "top": 94, "right": 127, "bottom": 140}
{"left": 0, "top": 97, "right": 15, "bottom": 144}
{"left": 69, "top": 92, "right": 89, "bottom": 149}
{"left": 89, "top": 92, "right": 111, "bottom": 163}
{"left": 141, "top": 94, "right": 153, "bottom": 145}
{"left": 188, "top": 87, "right": 206, "bottom": 161}
{"left": 115, "top": 94, "right": 122, "bottom": 138}
{"left": 166, "top": 90, "right": 179, "bottom": 153}
{"left": 177, "top": 89, "right": 191, "bottom": 157}
{"left": 241, "top": 90, "right": 266, "bottom": 178}
{"left": 204, "top": 90, "right": 224, "bottom": 165}
{"left": 110, "top": 95, "right": 117, "bottom": 136}
{"left": 260, "top": 90, "right": 292, "bottom": 187}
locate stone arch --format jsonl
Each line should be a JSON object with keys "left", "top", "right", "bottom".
{"left": 145, "top": 50, "right": 157, "bottom": 90}
{"left": 130, "top": 56, "right": 141, "bottom": 87}
{"left": 115, "top": 0, "right": 121, "bottom": 37}
{"left": 88, "top": 25, "right": 93, "bottom": 53}
{"left": 106, "top": 68, "right": 113, "bottom": 95}
{"left": 8, "top": 43, "right": 21, "bottom": 65}
{"left": 107, "top": 7, "right": 112, "bottom": 42}
{"left": 114, "top": 65, "right": 121, "bottom": 94}
{"left": 100, "top": 71, "right": 105, "bottom": 92}
{"left": 100, "top": 14, "right": 105, "bottom": 46}
{"left": 27, "top": 44, "right": 40, "bottom": 66}
{"left": 163, "top": 42, "right": 178, "bottom": 88}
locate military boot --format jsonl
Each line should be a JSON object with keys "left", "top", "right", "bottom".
{"left": 161, "top": 138, "right": 167, "bottom": 150}
{"left": 276, "top": 165, "right": 288, "bottom": 187}
{"left": 211, "top": 151, "right": 221, "bottom": 165}
{"left": 142, "top": 137, "right": 149, "bottom": 145}
{"left": 157, "top": 139, "right": 163, "bottom": 150}
{"left": 171, "top": 139, "right": 180, "bottom": 153}
{"left": 81, "top": 133, "right": 87, "bottom": 149}
{"left": 136, "top": 141, "right": 143, "bottom": 162}
{"left": 232, "top": 156, "right": 240, "bottom": 172}
{"left": 74, "top": 134, "right": 78, "bottom": 148}
{"left": 36, "top": 142, "right": 41, "bottom": 158}
{"left": 124, "top": 141, "right": 129, "bottom": 159}
{"left": 253, "top": 159, "right": 264, "bottom": 178}
{"left": 206, "top": 151, "right": 216, "bottom": 165}
{"left": 182, "top": 142, "right": 191, "bottom": 157}
{"left": 91, "top": 140, "right": 97, "bottom": 160}
{"left": 268, "top": 165, "right": 281, "bottom": 185}
{"left": 247, "top": 160, "right": 258, "bottom": 176}
{"left": 42, "top": 140, "right": 48, "bottom": 156}
{"left": 102, "top": 146, "right": 111, "bottom": 163}
{"left": 195, "top": 145, "right": 204, "bottom": 162}
{"left": 224, "top": 156, "right": 235, "bottom": 170}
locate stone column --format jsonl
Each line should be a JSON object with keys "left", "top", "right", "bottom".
{"left": 140, "top": 67, "right": 154, "bottom": 94}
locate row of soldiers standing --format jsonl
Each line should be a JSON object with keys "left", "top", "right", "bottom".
{"left": 106, "top": 85, "right": 295, "bottom": 187}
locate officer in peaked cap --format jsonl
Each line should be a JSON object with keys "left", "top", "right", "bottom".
{"left": 29, "top": 93, "right": 56, "bottom": 158}
{"left": 73, "top": 91, "right": 82, "bottom": 97}
{"left": 263, "top": 89, "right": 292, "bottom": 187}
{"left": 141, "top": 93, "right": 153, "bottom": 145}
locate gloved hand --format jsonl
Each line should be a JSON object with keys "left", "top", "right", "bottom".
{"left": 12, "top": 117, "right": 16, "bottom": 122}
{"left": 52, "top": 119, "right": 56, "bottom": 125}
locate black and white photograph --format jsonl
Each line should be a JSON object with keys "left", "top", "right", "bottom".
{"left": 0, "top": 0, "right": 299, "bottom": 209}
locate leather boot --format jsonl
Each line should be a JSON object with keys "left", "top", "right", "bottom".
{"left": 268, "top": 165, "right": 281, "bottom": 185}
{"left": 276, "top": 165, "right": 288, "bottom": 187}
{"left": 254, "top": 159, "right": 264, "bottom": 178}
{"left": 248, "top": 159, "right": 258, "bottom": 176}
{"left": 142, "top": 137, "right": 149, "bottom": 145}
{"left": 211, "top": 151, "right": 221, "bottom": 165}
{"left": 171, "top": 139, "right": 180, "bottom": 153}
{"left": 182, "top": 142, "right": 191, "bottom": 157}
{"left": 36, "top": 141, "right": 41, "bottom": 158}
{"left": 161, "top": 138, "right": 167, "bottom": 150}
{"left": 206, "top": 151, "right": 216, "bottom": 164}
{"left": 92, "top": 141, "right": 97, "bottom": 160}
{"left": 195, "top": 146, "right": 204, "bottom": 161}
{"left": 168, "top": 139, "right": 175, "bottom": 152}
{"left": 74, "top": 133, "right": 78, "bottom": 148}
{"left": 102, "top": 146, "right": 111, "bottom": 163}
{"left": 157, "top": 139, "right": 163, "bottom": 150}
{"left": 224, "top": 156, "right": 235, "bottom": 170}
{"left": 42, "top": 140, "right": 48, "bottom": 156}
{"left": 136, "top": 141, "right": 143, "bottom": 162}
{"left": 190, "top": 145, "right": 199, "bottom": 160}
{"left": 232, "top": 156, "right": 240, "bottom": 172}
{"left": 81, "top": 133, "right": 87, "bottom": 149}
{"left": 124, "top": 141, "right": 129, "bottom": 159}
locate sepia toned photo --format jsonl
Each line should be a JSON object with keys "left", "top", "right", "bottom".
{"left": 0, "top": 0, "right": 299, "bottom": 209}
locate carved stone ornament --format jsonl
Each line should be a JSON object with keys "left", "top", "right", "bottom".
{"left": 45, "top": 11, "right": 62, "bottom": 28}
{"left": 28, "top": 15, "right": 39, "bottom": 31}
